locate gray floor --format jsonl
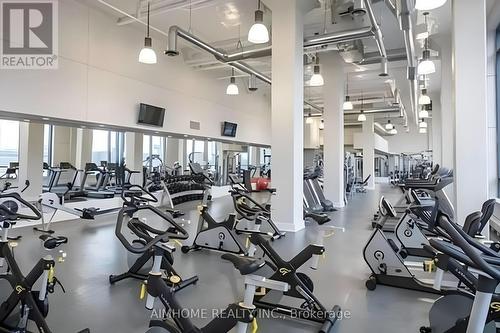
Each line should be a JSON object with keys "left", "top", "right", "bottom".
{"left": 4, "top": 184, "right": 437, "bottom": 332}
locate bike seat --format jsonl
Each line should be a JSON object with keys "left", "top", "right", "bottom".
{"left": 39, "top": 235, "right": 68, "bottom": 249}
{"left": 221, "top": 254, "right": 265, "bottom": 275}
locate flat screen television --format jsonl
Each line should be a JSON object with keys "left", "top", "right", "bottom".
{"left": 221, "top": 121, "right": 237, "bottom": 137}
{"left": 138, "top": 103, "right": 165, "bottom": 127}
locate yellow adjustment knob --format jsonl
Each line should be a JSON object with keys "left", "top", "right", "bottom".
{"left": 251, "top": 318, "right": 258, "bottom": 333}
{"left": 169, "top": 275, "right": 181, "bottom": 284}
{"left": 139, "top": 282, "right": 147, "bottom": 300}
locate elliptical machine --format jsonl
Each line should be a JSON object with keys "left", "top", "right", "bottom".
{"left": 110, "top": 185, "right": 198, "bottom": 291}
{"left": 0, "top": 192, "right": 89, "bottom": 333}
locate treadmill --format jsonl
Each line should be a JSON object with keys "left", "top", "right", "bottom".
{"left": 42, "top": 162, "right": 87, "bottom": 201}
{"left": 82, "top": 163, "right": 115, "bottom": 199}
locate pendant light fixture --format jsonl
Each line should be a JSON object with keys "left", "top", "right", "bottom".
{"left": 418, "top": 13, "right": 435, "bottom": 75}
{"left": 419, "top": 108, "right": 429, "bottom": 118}
{"left": 310, "top": 54, "right": 324, "bottom": 87}
{"left": 419, "top": 127, "right": 427, "bottom": 134}
{"left": 226, "top": 68, "right": 239, "bottom": 95}
{"left": 385, "top": 119, "right": 393, "bottom": 130}
{"left": 344, "top": 74, "right": 354, "bottom": 110}
{"left": 389, "top": 127, "right": 398, "bottom": 135}
{"left": 248, "top": 0, "right": 269, "bottom": 44}
{"left": 319, "top": 119, "right": 325, "bottom": 130}
{"left": 306, "top": 112, "right": 314, "bottom": 124}
{"left": 419, "top": 119, "right": 428, "bottom": 128}
{"left": 415, "top": 0, "right": 447, "bottom": 11}
{"left": 358, "top": 94, "right": 366, "bottom": 122}
{"left": 418, "top": 88, "right": 431, "bottom": 105}
{"left": 138, "top": 2, "right": 157, "bottom": 64}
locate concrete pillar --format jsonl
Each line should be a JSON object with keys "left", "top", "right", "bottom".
{"left": 322, "top": 53, "right": 345, "bottom": 207}
{"left": 74, "top": 128, "right": 92, "bottom": 170}
{"left": 439, "top": 34, "right": 455, "bottom": 205}
{"left": 18, "top": 122, "right": 44, "bottom": 201}
{"left": 430, "top": 93, "right": 442, "bottom": 166}
{"left": 248, "top": 146, "right": 258, "bottom": 167}
{"left": 52, "top": 126, "right": 72, "bottom": 165}
{"left": 452, "top": 0, "right": 488, "bottom": 223}
{"left": 486, "top": 19, "right": 498, "bottom": 198}
{"left": 165, "top": 138, "right": 180, "bottom": 167}
{"left": 203, "top": 140, "right": 209, "bottom": 165}
{"left": 362, "top": 115, "right": 375, "bottom": 190}
{"left": 268, "top": 0, "right": 315, "bottom": 231}
{"left": 125, "top": 132, "right": 144, "bottom": 185}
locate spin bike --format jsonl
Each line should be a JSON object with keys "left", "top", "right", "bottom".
{"left": 0, "top": 192, "right": 89, "bottom": 333}
{"left": 115, "top": 204, "right": 267, "bottom": 333}
{"left": 110, "top": 186, "right": 198, "bottom": 291}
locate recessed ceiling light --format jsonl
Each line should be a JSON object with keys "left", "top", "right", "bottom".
{"left": 207, "top": 138, "right": 211, "bottom": 140}
{"left": 167, "top": 135, "right": 172, "bottom": 138}
{"left": 99, "top": 124, "right": 104, "bottom": 127}
{"left": 155, "top": 131, "right": 159, "bottom": 134}
{"left": 23, "top": 119, "right": 30, "bottom": 122}
{"left": 184, "top": 134, "right": 188, "bottom": 137}
{"left": 42, "top": 117, "right": 50, "bottom": 121}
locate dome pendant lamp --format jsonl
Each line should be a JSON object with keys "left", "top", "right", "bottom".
{"left": 248, "top": 0, "right": 269, "bottom": 44}
{"left": 138, "top": 2, "right": 157, "bottom": 64}
{"left": 226, "top": 68, "right": 239, "bottom": 95}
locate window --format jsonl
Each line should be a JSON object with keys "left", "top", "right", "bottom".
{"left": 0, "top": 120, "right": 19, "bottom": 174}
{"left": 92, "top": 130, "right": 125, "bottom": 164}
{"left": 143, "top": 135, "right": 165, "bottom": 170}
{"left": 92, "top": 130, "right": 109, "bottom": 164}
{"left": 207, "top": 141, "right": 216, "bottom": 168}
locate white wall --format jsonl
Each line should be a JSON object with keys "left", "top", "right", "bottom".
{"left": 0, "top": 0, "right": 271, "bottom": 145}
{"left": 385, "top": 121, "right": 430, "bottom": 154}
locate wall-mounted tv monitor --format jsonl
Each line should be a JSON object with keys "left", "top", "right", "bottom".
{"left": 221, "top": 121, "right": 238, "bottom": 137}
{"left": 138, "top": 103, "right": 165, "bottom": 127}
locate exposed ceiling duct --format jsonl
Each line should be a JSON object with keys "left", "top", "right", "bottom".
{"left": 395, "top": 0, "right": 419, "bottom": 124}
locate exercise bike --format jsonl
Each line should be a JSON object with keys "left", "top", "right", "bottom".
{"left": 419, "top": 213, "right": 500, "bottom": 333}
{"left": 114, "top": 206, "right": 265, "bottom": 333}
{"left": 110, "top": 186, "right": 198, "bottom": 291}
{"left": 0, "top": 192, "right": 89, "bottom": 333}
{"left": 248, "top": 233, "right": 341, "bottom": 332}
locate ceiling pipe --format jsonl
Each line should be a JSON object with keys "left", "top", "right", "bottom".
{"left": 394, "top": 0, "right": 419, "bottom": 124}
{"left": 343, "top": 106, "right": 402, "bottom": 115}
{"left": 364, "top": 0, "right": 387, "bottom": 60}
{"left": 303, "top": 26, "right": 374, "bottom": 49}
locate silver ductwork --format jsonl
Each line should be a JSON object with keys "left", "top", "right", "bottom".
{"left": 344, "top": 106, "right": 402, "bottom": 115}
{"left": 396, "top": 0, "right": 419, "bottom": 124}
{"left": 303, "top": 27, "right": 374, "bottom": 49}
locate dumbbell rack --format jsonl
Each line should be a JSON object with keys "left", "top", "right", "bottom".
{"left": 161, "top": 174, "right": 207, "bottom": 208}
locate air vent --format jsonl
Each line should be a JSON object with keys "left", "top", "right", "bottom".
{"left": 190, "top": 121, "right": 200, "bottom": 130}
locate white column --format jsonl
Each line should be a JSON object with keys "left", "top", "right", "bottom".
{"left": 439, "top": 35, "right": 455, "bottom": 205}
{"left": 18, "top": 122, "right": 44, "bottom": 201}
{"left": 452, "top": 0, "right": 488, "bottom": 224}
{"left": 362, "top": 115, "right": 375, "bottom": 190}
{"left": 125, "top": 132, "right": 144, "bottom": 185}
{"left": 74, "top": 128, "right": 92, "bottom": 170}
{"left": 249, "top": 146, "right": 258, "bottom": 167}
{"left": 430, "top": 93, "right": 442, "bottom": 166}
{"left": 268, "top": 0, "right": 315, "bottom": 232}
{"left": 322, "top": 53, "right": 345, "bottom": 207}
{"left": 487, "top": 19, "right": 498, "bottom": 198}
{"left": 165, "top": 138, "right": 178, "bottom": 167}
